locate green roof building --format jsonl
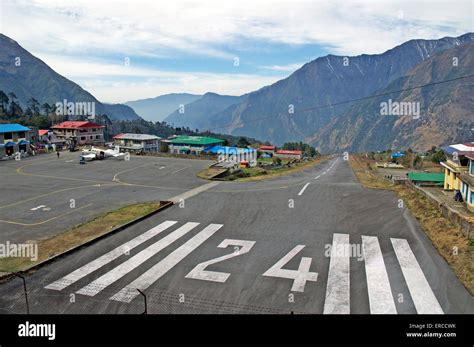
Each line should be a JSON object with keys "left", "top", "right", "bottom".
{"left": 407, "top": 172, "right": 445, "bottom": 186}
{"left": 168, "top": 136, "right": 224, "bottom": 154}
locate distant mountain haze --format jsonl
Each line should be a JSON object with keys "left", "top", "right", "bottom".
{"left": 125, "top": 93, "right": 202, "bottom": 122}
{"left": 0, "top": 34, "right": 141, "bottom": 121}
{"left": 164, "top": 92, "right": 244, "bottom": 131}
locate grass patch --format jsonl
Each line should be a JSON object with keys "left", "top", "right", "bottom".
{"left": 349, "top": 155, "right": 474, "bottom": 295}
{"left": 236, "top": 156, "right": 328, "bottom": 182}
{"left": 0, "top": 202, "right": 163, "bottom": 273}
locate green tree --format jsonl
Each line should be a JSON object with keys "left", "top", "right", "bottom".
{"left": 0, "top": 90, "right": 9, "bottom": 114}
{"left": 237, "top": 137, "right": 250, "bottom": 147}
{"left": 431, "top": 150, "right": 447, "bottom": 163}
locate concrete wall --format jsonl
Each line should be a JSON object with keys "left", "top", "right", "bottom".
{"left": 406, "top": 180, "right": 474, "bottom": 239}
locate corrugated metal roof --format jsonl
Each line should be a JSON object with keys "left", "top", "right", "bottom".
{"left": 204, "top": 146, "right": 254, "bottom": 154}
{"left": 169, "top": 136, "right": 224, "bottom": 145}
{"left": 408, "top": 172, "right": 444, "bottom": 182}
{"left": 276, "top": 150, "right": 303, "bottom": 155}
{"left": 0, "top": 124, "right": 31, "bottom": 133}
{"left": 52, "top": 121, "right": 104, "bottom": 129}
{"left": 115, "top": 133, "right": 160, "bottom": 140}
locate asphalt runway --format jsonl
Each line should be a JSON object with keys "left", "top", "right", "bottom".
{"left": 0, "top": 155, "right": 472, "bottom": 314}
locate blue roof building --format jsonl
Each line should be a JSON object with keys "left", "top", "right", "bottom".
{"left": 0, "top": 123, "right": 31, "bottom": 133}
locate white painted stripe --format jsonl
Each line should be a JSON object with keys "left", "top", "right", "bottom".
{"left": 362, "top": 235, "right": 397, "bottom": 314}
{"left": 170, "top": 181, "right": 220, "bottom": 204}
{"left": 44, "top": 220, "right": 178, "bottom": 291}
{"left": 322, "top": 171, "right": 326, "bottom": 175}
{"left": 31, "top": 205, "right": 46, "bottom": 211}
{"left": 159, "top": 166, "right": 165, "bottom": 169}
{"left": 171, "top": 166, "right": 188, "bottom": 174}
{"left": 298, "top": 183, "right": 310, "bottom": 196}
{"left": 314, "top": 175, "right": 321, "bottom": 179}
{"left": 324, "top": 233, "right": 350, "bottom": 314}
{"left": 110, "top": 223, "right": 223, "bottom": 303}
{"left": 76, "top": 222, "right": 200, "bottom": 296}
{"left": 391, "top": 238, "right": 443, "bottom": 314}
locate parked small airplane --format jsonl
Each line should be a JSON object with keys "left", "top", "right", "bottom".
{"left": 81, "top": 146, "right": 127, "bottom": 161}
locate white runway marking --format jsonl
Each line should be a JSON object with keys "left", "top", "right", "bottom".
{"left": 159, "top": 166, "right": 165, "bottom": 169}
{"left": 362, "top": 235, "right": 397, "bottom": 314}
{"left": 263, "top": 245, "right": 318, "bottom": 292}
{"left": 324, "top": 233, "right": 350, "bottom": 314}
{"left": 391, "top": 238, "right": 443, "bottom": 314}
{"left": 45, "top": 220, "right": 178, "bottom": 291}
{"left": 76, "top": 222, "right": 200, "bottom": 296}
{"left": 171, "top": 166, "right": 188, "bottom": 174}
{"left": 30, "top": 205, "right": 46, "bottom": 211}
{"left": 314, "top": 175, "right": 321, "bottom": 179}
{"left": 110, "top": 223, "right": 223, "bottom": 303}
{"left": 321, "top": 171, "right": 326, "bottom": 175}
{"left": 298, "top": 183, "right": 310, "bottom": 196}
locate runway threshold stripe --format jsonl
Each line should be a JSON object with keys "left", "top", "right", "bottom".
{"left": 44, "top": 220, "right": 178, "bottom": 291}
{"left": 298, "top": 183, "right": 310, "bottom": 196}
{"left": 110, "top": 223, "right": 223, "bottom": 303}
{"left": 391, "top": 238, "right": 443, "bottom": 314}
{"left": 76, "top": 222, "right": 200, "bottom": 297}
{"left": 362, "top": 236, "right": 397, "bottom": 314}
{"left": 323, "top": 233, "right": 350, "bottom": 314}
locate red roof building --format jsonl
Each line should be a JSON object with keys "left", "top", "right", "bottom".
{"left": 274, "top": 149, "right": 303, "bottom": 159}
{"left": 52, "top": 121, "right": 105, "bottom": 146}
{"left": 52, "top": 121, "right": 105, "bottom": 129}
{"left": 38, "top": 129, "right": 49, "bottom": 137}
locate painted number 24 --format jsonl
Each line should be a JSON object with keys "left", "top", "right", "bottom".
{"left": 185, "top": 240, "right": 318, "bottom": 293}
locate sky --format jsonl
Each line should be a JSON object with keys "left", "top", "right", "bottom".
{"left": 0, "top": 0, "right": 473, "bottom": 103}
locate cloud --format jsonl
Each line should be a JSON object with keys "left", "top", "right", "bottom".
{"left": 1, "top": 0, "right": 471, "bottom": 102}
{"left": 262, "top": 63, "right": 306, "bottom": 72}
{"left": 3, "top": 0, "right": 471, "bottom": 57}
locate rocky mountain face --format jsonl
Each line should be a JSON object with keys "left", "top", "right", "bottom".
{"left": 125, "top": 93, "right": 202, "bottom": 122}
{"left": 187, "top": 33, "right": 474, "bottom": 151}
{"left": 0, "top": 34, "right": 141, "bottom": 121}
{"left": 311, "top": 40, "right": 474, "bottom": 153}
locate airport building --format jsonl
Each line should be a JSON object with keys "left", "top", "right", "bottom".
{"left": 0, "top": 123, "right": 32, "bottom": 157}
{"left": 440, "top": 142, "right": 474, "bottom": 191}
{"left": 52, "top": 121, "right": 105, "bottom": 146}
{"left": 113, "top": 133, "right": 161, "bottom": 152}
{"left": 168, "top": 136, "right": 224, "bottom": 155}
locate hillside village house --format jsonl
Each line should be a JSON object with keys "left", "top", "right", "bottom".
{"left": 0, "top": 123, "right": 32, "bottom": 157}
{"left": 52, "top": 121, "right": 105, "bottom": 146}
{"left": 167, "top": 136, "right": 224, "bottom": 155}
{"left": 274, "top": 149, "right": 303, "bottom": 160}
{"left": 113, "top": 133, "right": 161, "bottom": 152}
{"left": 440, "top": 142, "right": 474, "bottom": 191}
{"left": 459, "top": 154, "right": 474, "bottom": 211}
{"left": 257, "top": 145, "right": 276, "bottom": 156}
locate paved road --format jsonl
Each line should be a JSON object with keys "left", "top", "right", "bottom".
{"left": 0, "top": 156, "right": 472, "bottom": 314}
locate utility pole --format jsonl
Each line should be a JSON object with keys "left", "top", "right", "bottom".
{"left": 14, "top": 273, "right": 29, "bottom": 314}
{"left": 137, "top": 289, "right": 147, "bottom": 314}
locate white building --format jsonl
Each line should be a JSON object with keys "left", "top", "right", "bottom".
{"left": 113, "top": 133, "right": 161, "bottom": 152}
